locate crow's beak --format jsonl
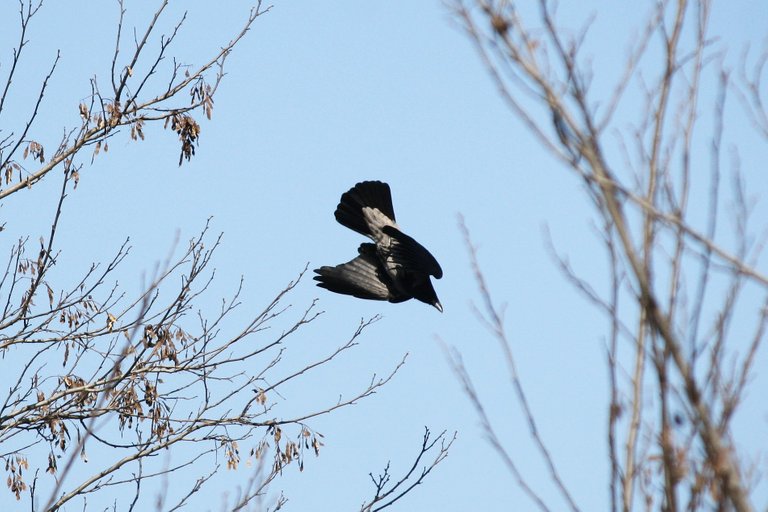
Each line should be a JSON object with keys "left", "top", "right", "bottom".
{"left": 433, "top": 301, "right": 443, "bottom": 313}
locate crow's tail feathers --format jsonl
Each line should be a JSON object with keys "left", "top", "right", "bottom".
{"left": 334, "top": 181, "right": 396, "bottom": 237}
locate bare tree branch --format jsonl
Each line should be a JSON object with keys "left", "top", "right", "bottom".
{"left": 359, "top": 427, "right": 455, "bottom": 512}
{"left": 450, "top": 1, "right": 764, "bottom": 511}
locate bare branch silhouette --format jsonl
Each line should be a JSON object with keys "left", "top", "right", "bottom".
{"left": 360, "top": 427, "right": 455, "bottom": 512}
{"left": 449, "top": 1, "right": 765, "bottom": 510}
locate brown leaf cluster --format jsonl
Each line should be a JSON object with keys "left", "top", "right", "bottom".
{"left": 62, "top": 374, "right": 97, "bottom": 407}
{"left": 57, "top": 296, "right": 99, "bottom": 331}
{"left": 130, "top": 119, "right": 145, "bottom": 141}
{"left": 4, "top": 456, "right": 29, "bottom": 500}
{"left": 3, "top": 162, "right": 20, "bottom": 185}
{"left": 110, "top": 381, "right": 144, "bottom": 431}
{"left": 105, "top": 101, "right": 122, "bottom": 127}
{"left": 45, "top": 416, "right": 70, "bottom": 452}
{"left": 263, "top": 425, "right": 324, "bottom": 475}
{"left": 190, "top": 80, "right": 214, "bottom": 120}
{"left": 166, "top": 113, "right": 200, "bottom": 165}
{"left": 23, "top": 141, "right": 44, "bottom": 163}
{"left": 225, "top": 440, "right": 240, "bottom": 470}
{"left": 143, "top": 324, "right": 179, "bottom": 365}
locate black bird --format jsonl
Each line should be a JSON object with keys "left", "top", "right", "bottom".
{"left": 314, "top": 181, "right": 443, "bottom": 312}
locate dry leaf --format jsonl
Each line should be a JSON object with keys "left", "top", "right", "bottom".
{"left": 106, "top": 313, "right": 116, "bottom": 332}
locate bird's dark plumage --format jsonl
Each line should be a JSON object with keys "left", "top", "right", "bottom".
{"left": 314, "top": 181, "right": 443, "bottom": 311}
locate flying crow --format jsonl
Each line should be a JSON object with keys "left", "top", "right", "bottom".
{"left": 314, "top": 181, "right": 443, "bottom": 312}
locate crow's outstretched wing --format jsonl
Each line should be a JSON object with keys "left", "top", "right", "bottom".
{"left": 334, "top": 181, "right": 396, "bottom": 237}
{"left": 382, "top": 226, "right": 443, "bottom": 279}
{"left": 313, "top": 244, "right": 408, "bottom": 302}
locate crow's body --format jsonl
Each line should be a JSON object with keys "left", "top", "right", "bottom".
{"left": 314, "top": 181, "right": 443, "bottom": 311}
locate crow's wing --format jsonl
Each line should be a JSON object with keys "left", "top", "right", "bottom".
{"left": 334, "top": 181, "right": 397, "bottom": 237}
{"left": 382, "top": 226, "right": 443, "bottom": 279}
{"left": 313, "top": 244, "right": 408, "bottom": 302}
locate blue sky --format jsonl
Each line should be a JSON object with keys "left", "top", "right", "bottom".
{"left": 2, "top": 1, "right": 767, "bottom": 510}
